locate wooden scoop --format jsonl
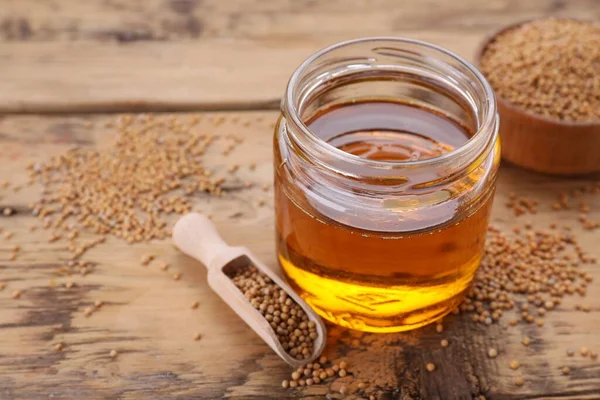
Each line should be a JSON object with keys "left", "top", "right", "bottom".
{"left": 172, "top": 213, "right": 327, "bottom": 368}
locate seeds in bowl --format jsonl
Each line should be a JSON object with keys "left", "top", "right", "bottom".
{"left": 480, "top": 18, "right": 600, "bottom": 122}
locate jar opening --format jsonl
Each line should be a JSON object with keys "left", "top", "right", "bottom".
{"left": 282, "top": 37, "right": 498, "bottom": 175}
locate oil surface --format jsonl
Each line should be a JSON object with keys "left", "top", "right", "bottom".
{"left": 275, "top": 101, "right": 493, "bottom": 332}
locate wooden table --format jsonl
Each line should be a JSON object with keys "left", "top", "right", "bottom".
{"left": 1, "top": 1, "right": 599, "bottom": 399}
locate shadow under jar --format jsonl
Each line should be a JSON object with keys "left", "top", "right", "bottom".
{"left": 274, "top": 38, "right": 500, "bottom": 333}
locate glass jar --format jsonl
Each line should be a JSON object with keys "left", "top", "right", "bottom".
{"left": 274, "top": 37, "right": 500, "bottom": 333}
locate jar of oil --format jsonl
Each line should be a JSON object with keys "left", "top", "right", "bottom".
{"left": 274, "top": 38, "right": 500, "bottom": 332}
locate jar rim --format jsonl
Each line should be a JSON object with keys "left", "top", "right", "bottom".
{"left": 283, "top": 37, "right": 498, "bottom": 172}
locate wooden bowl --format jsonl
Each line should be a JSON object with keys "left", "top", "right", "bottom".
{"left": 475, "top": 19, "right": 600, "bottom": 176}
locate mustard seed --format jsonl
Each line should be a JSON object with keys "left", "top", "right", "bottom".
{"left": 521, "top": 336, "right": 531, "bottom": 346}
{"left": 566, "top": 348, "right": 575, "bottom": 357}
{"left": 194, "top": 332, "right": 202, "bottom": 341}
{"left": 441, "top": 339, "right": 449, "bottom": 347}
{"left": 426, "top": 363, "right": 436, "bottom": 372}
{"left": 173, "top": 272, "right": 181, "bottom": 280}
{"left": 191, "top": 301, "right": 200, "bottom": 309}
{"left": 580, "top": 347, "right": 589, "bottom": 357}
{"left": 110, "top": 349, "right": 118, "bottom": 358}
{"left": 515, "top": 376, "right": 524, "bottom": 386}
{"left": 510, "top": 360, "right": 520, "bottom": 370}
{"left": 54, "top": 343, "right": 63, "bottom": 352}
{"left": 11, "top": 289, "right": 21, "bottom": 299}
{"left": 562, "top": 366, "right": 570, "bottom": 376}
{"left": 488, "top": 348, "right": 498, "bottom": 358}
{"left": 281, "top": 380, "right": 289, "bottom": 388}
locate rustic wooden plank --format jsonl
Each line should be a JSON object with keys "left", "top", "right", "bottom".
{"left": 0, "top": 112, "right": 598, "bottom": 399}
{"left": 1, "top": 0, "right": 598, "bottom": 113}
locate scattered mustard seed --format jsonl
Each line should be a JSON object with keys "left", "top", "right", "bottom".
{"left": 515, "top": 376, "right": 524, "bottom": 387}
{"left": 110, "top": 349, "right": 118, "bottom": 358}
{"left": 11, "top": 289, "right": 22, "bottom": 299}
{"left": 191, "top": 301, "right": 200, "bottom": 309}
{"left": 488, "top": 348, "right": 498, "bottom": 358}
{"left": 194, "top": 332, "right": 202, "bottom": 341}
{"left": 441, "top": 339, "right": 449, "bottom": 347}
{"left": 54, "top": 343, "right": 63, "bottom": 352}
{"left": 510, "top": 360, "right": 520, "bottom": 370}
{"left": 426, "top": 363, "right": 436, "bottom": 372}
{"left": 562, "top": 366, "right": 570, "bottom": 376}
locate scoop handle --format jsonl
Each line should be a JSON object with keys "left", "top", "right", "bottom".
{"left": 173, "top": 213, "right": 231, "bottom": 269}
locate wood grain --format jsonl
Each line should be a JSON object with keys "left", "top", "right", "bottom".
{"left": 1, "top": 0, "right": 599, "bottom": 113}
{"left": 0, "top": 112, "right": 598, "bottom": 400}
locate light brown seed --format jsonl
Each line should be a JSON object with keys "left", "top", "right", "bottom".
{"left": 510, "top": 360, "right": 520, "bottom": 370}
{"left": 191, "top": 301, "right": 200, "bottom": 309}
{"left": 173, "top": 272, "right": 181, "bottom": 280}
{"left": 562, "top": 366, "right": 570, "bottom": 375}
{"left": 515, "top": 376, "right": 524, "bottom": 386}
{"left": 194, "top": 332, "right": 202, "bottom": 341}
{"left": 441, "top": 339, "right": 449, "bottom": 347}
{"left": 11, "top": 289, "right": 22, "bottom": 299}
{"left": 488, "top": 348, "right": 498, "bottom": 358}
{"left": 110, "top": 349, "right": 118, "bottom": 358}
{"left": 426, "top": 363, "right": 436, "bottom": 372}
{"left": 580, "top": 347, "right": 589, "bottom": 357}
{"left": 54, "top": 343, "right": 63, "bottom": 352}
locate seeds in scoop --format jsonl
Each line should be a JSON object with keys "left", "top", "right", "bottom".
{"left": 229, "top": 265, "right": 317, "bottom": 360}
{"left": 339, "top": 369, "right": 347, "bottom": 377}
{"left": 426, "top": 363, "right": 436, "bottom": 372}
{"left": 510, "top": 360, "right": 520, "bottom": 370}
{"left": 488, "top": 348, "right": 498, "bottom": 358}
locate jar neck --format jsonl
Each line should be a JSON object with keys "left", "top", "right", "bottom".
{"left": 281, "top": 37, "right": 498, "bottom": 191}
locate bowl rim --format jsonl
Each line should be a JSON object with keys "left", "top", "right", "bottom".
{"left": 475, "top": 17, "right": 600, "bottom": 129}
